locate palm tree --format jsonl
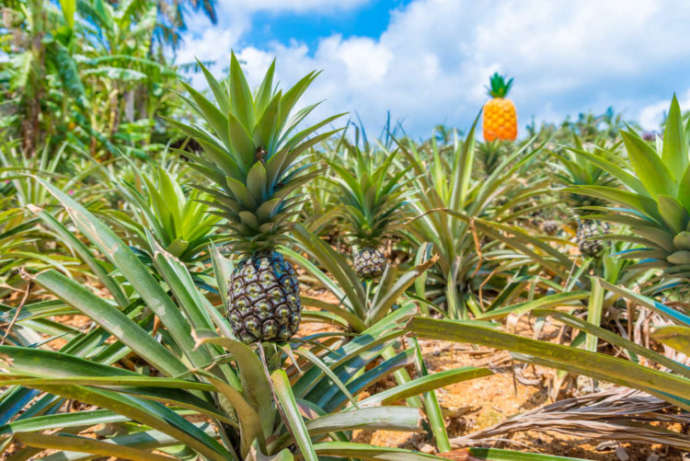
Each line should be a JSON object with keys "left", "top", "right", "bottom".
{"left": 107, "top": 0, "right": 218, "bottom": 49}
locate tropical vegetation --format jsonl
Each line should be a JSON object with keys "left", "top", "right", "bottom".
{"left": 0, "top": 1, "right": 688, "bottom": 459}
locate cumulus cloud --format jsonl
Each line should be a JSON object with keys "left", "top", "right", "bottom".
{"left": 638, "top": 89, "right": 690, "bottom": 130}
{"left": 177, "top": 0, "right": 690, "bottom": 136}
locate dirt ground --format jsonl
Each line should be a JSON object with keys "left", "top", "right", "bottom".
{"left": 354, "top": 336, "right": 685, "bottom": 460}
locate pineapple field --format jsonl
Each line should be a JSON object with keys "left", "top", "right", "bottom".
{"left": 1, "top": 1, "right": 689, "bottom": 460}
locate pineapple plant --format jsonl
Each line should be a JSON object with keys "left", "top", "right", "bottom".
{"left": 172, "top": 53, "right": 342, "bottom": 343}
{"left": 550, "top": 135, "right": 618, "bottom": 257}
{"left": 116, "top": 165, "right": 223, "bottom": 265}
{"left": 324, "top": 126, "right": 409, "bottom": 279}
{"left": 8, "top": 183, "right": 463, "bottom": 460}
{"left": 482, "top": 72, "right": 518, "bottom": 142}
{"left": 571, "top": 95, "right": 690, "bottom": 287}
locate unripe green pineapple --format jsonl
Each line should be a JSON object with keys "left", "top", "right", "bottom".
{"left": 176, "top": 53, "right": 342, "bottom": 343}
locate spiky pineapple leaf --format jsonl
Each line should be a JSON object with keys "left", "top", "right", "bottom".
{"left": 621, "top": 130, "right": 675, "bottom": 198}
{"left": 662, "top": 94, "right": 689, "bottom": 179}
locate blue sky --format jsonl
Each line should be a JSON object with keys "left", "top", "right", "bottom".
{"left": 246, "top": 0, "right": 412, "bottom": 53}
{"left": 176, "top": 0, "right": 690, "bottom": 138}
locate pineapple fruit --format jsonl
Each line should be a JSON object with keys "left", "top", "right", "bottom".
{"left": 228, "top": 252, "right": 300, "bottom": 343}
{"left": 576, "top": 219, "right": 609, "bottom": 257}
{"left": 482, "top": 73, "right": 518, "bottom": 142}
{"left": 175, "top": 53, "right": 342, "bottom": 343}
{"left": 353, "top": 247, "right": 387, "bottom": 279}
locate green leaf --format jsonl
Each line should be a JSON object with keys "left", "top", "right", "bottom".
{"left": 652, "top": 325, "right": 690, "bottom": 356}
{"left": 33, "top": 272, "right": 187, "bottom": 378}
{"left": 14, "top": 432, "right": 174, "bottom": 461}
{"left": 293, "top": 347, "right": 359, "bottom": 408}
{"left": 657, "top": 195, "right": 688, "bottom": 234}
{"left": 226, "top": 176, "right": 257, "bottom": 208}
{"left": 300, "top": 296, "right": 367, "bottom": 332}
{"left": 254, "top": 91, "right": 281, "bottom": 150}
{"left": 181, "top": 82, "right": 230, "bottom": 146}
{"left": 0, "top": 409, "right": 123, "bottom": 434}
{"left": 450, "top": 112, "right": 480, "bottom": 210}
{"left": 565, "top": 185, "right": 660, "bottom": 222}
{"left": 21, "top": 384, "right": 231, "bottom": 461}
{"left": 59, "top": 0, "right": 76, "bottom": 29}
{"left": 408, "top": 317, "right": 690, "bottom": 410}
{"left": 585, "top": 278, "right": 604, "bottom": 353}
{"left": 246, "top": 161, "right": 268, "bottom": 201}
{"left": 227, "top": 111, "right": 257, "bottom": 169}
{"left": 313, "top": 441, "right": 448, "bottom": 460}
{"left": 411, "top": 338, "right": 450, "bottom": 452}
{"left": 247, "top": 440, "right": 294, "bottom": 461}
{"left": 307, "top": 406, "right": 421, "bottom": 434}
{"left": 31, "top": 208, "right": 128, "bottom": 308}
{"left": 197, "top": 59, "right": 230, "bottom": 113}
{"left": 532, "top": 309, "right": 690, "bottom": 379}
{"left": 359, "top": 366, "right": 492, "bottom": 407}
{"left": 662, "top": 94, "right": 688, "bottom": 179}
{"left": 230, "top": 52, "right": 255, "bottom": 130}
{"left": 254, "top": 59, "right": 276, "bottom": 115}
{"left": 599, "top": 279, "right": 690, "bottom": 326}
{"left": 477, "top": 291, "right": 589, "bottom": 320}
{"left": 149, "top": 238, "right": 215, "bottom": 333}
{"left": 676, "top": 165, "right": 690, "bottom": 214}
{"left": 194, "top": 335, "right": 275, "bottom": 435}
{"left": 45, "top": 42, "right": 86, "bottom": 108}
{"left": 197, "top": 372, "right": 265, "bottom": 458}
{"left": 290, "top": 225, "right": 367, "bottom": 319}
{"left": 469, "top": 447, "right": 590, "bottom": 460}
{"left": 621, "top": 130, "right": 676, "bottom": 197}
{"left": 271, "top": 370, "right": 318, "bottom": 461}
{"left": 567, "top": 148, "right": 647, "bottom": 196}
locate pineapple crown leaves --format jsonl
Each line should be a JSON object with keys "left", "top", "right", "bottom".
{"left": 172, "top": 52, "right": 345, "bottom": 253}
{"left": 486, "top": 72, "right": 513, "bottom": 99}
{"left": 323, "top": 128, "right": 411, "bottom": 245}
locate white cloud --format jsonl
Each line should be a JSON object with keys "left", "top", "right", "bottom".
{"left": 638, "top": 89, "right": 690, "bottom": 130}
{"left": 179, "top": 0, "right": 690, "bottom": 136}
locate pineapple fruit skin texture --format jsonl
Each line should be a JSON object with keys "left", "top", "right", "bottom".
{"left": 577, "top": 219, "right": 609, "bottom": 257}
{"left": 483, "top": 98, "right": 517, "bottom": 141}
{"left": 354, "top": 247, "right": 386, "bottom": 279}
{"left": 227, "top": 252, "right": 301, "bottom": 343}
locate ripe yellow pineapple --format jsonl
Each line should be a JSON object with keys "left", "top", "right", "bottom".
{"left": 482, "top": 73, "right": 517, "bottom": 142}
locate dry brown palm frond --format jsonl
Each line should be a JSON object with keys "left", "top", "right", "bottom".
{"left": 451, "top": 387, "right": 690, "bottom": 450}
